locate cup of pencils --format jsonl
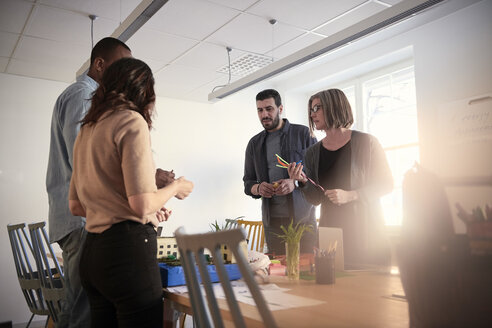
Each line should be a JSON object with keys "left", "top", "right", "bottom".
{"left": 314, "top": 243, "right": 337, "bottom": 285}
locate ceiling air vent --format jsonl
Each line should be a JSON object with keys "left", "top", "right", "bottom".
{"left": 217, "top": 53, "right": 273, "bottom": 77}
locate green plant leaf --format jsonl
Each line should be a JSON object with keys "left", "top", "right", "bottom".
{"left": 274, "top": 218, "right": 314, "bottom": 244}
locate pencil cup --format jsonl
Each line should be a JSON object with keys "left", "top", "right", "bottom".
{"left": 315, "top": 254, "right": 335, "bottom": 285}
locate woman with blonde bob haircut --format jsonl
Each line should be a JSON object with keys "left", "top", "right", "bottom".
{"left": 288, "top": 88, "right": 393, "bottom": 267}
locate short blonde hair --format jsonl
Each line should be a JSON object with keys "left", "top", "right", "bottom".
{"left": 308, "top": 88, "right": 353, "bottom": 135}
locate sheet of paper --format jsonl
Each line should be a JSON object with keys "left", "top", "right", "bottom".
{"left": 168, "top": 281, "right": 325, "bottom": 311}
{"left": 167, "top": 285, "right": 189, "bottom": 294}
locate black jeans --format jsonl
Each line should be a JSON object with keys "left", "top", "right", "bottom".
{"left": 80, "top": 221, "right": 163, "bottom": 328}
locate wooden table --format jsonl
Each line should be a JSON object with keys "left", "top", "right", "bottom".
{"left": 163, "top": 271, "right": 409, "bottom": 327}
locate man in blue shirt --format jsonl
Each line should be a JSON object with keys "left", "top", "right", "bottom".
{"left": 243, "top": 89, "right": 317, "bottom": 255}
{"left": 46, "top": 37, "right": 131, "bottom": 327}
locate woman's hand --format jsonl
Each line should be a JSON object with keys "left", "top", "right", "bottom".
{"left": 175, "top": 177, "right": 194, "bottom": 200}
{"left": 156, "top": 206, "right": 172, "bottom": 222}
{"left": 324, "top": 189, "right": 359, "bottom": 206}
{"left": 288, "top": 162, "right": 307, "bottom": 183}
{"left": 149, "top": 207, "right": 171, "bottom": 227}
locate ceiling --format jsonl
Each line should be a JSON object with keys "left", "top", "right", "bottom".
{"left": 0, "top": 0, "right": 404, "bottom": 103}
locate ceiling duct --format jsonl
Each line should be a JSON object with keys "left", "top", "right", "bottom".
{"left": 208, "top": 0, "right": 446, "bottom": 102}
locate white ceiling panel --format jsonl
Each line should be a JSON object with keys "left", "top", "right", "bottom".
{"left": 13, "top": 36, "right": 88, "bottom": 67}
{"left": 247, "top": 0, "right": 367, "bottom": 31}
{"left": 266, "top": 32, "right": 325, "bottom": 60}
{"left": 126, "top": 27, "right": 198, "bottom": 63}
{"left": 137, "top": 57, "right": 167, "bottom": 74}
{"left": 207, "top": 13, "right": 304, "bottom": 55}
{"left": 154, "top": 64, "right": 223, "bottom": 97}
{"left": 25, "top": 5, "right": 119, "bottom": 46}
{"left": 314, "top": 2, "right": 389, "bottom": 37}
{"left": 206, "top": 0, "right": 258, "bottom": 11}
{"left": 173, "top": 42, "right": 246, "bottom": 71}
{"left": 39, "top": 0, "right": 141, "bottom": 22}
{"left": 0, "top": 57, "right": 9, "bottom": 72}
{"left": 0, "top": 32, "right": 19, "bottom": 58}
{"left": 8, "top": 58, "right": 74, "bottom": 82}
{"left": 145, "top": 0, "right": 239, "bottom": 41}
{"left": 0, "top": 0, "right": 33, "bottom": 34}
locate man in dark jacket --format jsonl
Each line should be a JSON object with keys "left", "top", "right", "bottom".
{"left": 243, "top": 89, "right": 317, "bottom": 255}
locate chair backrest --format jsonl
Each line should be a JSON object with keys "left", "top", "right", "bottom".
{"left": 224, "top": 218, "right": 239, "bottom": 229}
{"left": 28, "top": 222, "right": 65, "bottom": 323}
{"left": 174, "top": 227, "right": 277, "bottom": 328}
{"left": 235, "top": 219, "right": 265, "bottom": 253}
{"left": 7, "top": 223, "right": 49, "bottom": 317}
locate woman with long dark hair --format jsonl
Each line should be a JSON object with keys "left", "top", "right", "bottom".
{"left": 69, "top": 57, "right": 193, "bottom": 327}
{"left": 288, "top": 88, "right": 392, "bottom": 267}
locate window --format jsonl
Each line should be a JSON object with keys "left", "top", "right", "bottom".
{"left": 315, "top": 62, "right": 418, "bottom": 226}
{"left": 363, "top": 65, "right": 418, "bottom": 226}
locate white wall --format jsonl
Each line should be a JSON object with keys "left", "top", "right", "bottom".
{"left": 1, "top": 0, "right": 491, "bottom": 324}
{"left": 0, "top": 73, "right": 68, "bottom": 324}
{"left": 149, "top": 89, "right": 264, "bottom": 236}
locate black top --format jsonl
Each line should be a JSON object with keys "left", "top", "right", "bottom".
{"left": 318, "top": 141, "right": 351, "bottom": 191}
{"left": 318, "top": 141, "right": 363, "bottom": 264}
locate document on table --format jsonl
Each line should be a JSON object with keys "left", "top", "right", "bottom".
{"left": 167, "top": 281, "right": 325, "bottom": 311}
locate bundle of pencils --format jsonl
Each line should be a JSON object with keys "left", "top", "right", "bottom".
{"left": 313, "top": 241, "right": 337, "bottom": 258}
{"left": 275, "top": 153, "right": 325, "bottom": 192}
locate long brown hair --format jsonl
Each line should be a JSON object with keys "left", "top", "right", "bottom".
{"left": 82, "top": 57, "right": 155, "bottom": 128}
{"left": 307, "top": 88, "right": 353, "bottom": 135}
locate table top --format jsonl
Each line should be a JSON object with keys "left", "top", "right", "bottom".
{"left": 163, "top": 271, "right": 409, "bottom": 327}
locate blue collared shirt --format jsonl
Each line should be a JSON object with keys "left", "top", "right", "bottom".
{"left": 46, "top": 74, "right": 98, "bottom": 243}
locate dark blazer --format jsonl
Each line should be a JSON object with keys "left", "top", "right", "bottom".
{"left": 243, "top": 119, "right": 317, "bottom": 226}
{"left": 301, "top": 130, "right": 393, "bottom": 255}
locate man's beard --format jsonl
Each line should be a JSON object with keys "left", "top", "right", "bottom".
{"left": 262, "top": 114, "right": 280, "bottom": 131}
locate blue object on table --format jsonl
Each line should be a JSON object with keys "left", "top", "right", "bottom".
{"left": 159, "top": 263, "right": 242, "bottom": 287}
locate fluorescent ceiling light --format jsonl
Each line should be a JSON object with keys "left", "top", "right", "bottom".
{"left": 76, "top": 0, "right": 168, "bottom": 78}
{"left": 208, "top": 0, "right": 445, "bottom": 102}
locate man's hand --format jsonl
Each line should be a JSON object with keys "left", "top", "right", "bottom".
{"left": 272, "top": 179, "right": 295, "bottom": 196}
{"left": 156, "top": 168, "right": 175, "bottom": 189}
{"left": 258, "top": 182, "right": 275, "bottom": 198}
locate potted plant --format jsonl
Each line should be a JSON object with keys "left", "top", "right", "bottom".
{"left": 276, "top": 219, "right": 313, "bottom": 280}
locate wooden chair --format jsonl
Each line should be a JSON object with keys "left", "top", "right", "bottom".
{"left": 7, "top": 223, "right": 50, "bottom": 327}
{"left": 28, "top": 222, "right": 65, "bottom": 324}
{"left": 174, "top": 227, "right": 277, "bottom": 328}
{"left": 235, "top": 219, "right": 265, "bottom": 253}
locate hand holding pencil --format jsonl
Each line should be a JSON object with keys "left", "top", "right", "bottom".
{"left": 276, "top": 153, "right": 324, "bottom": 192}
